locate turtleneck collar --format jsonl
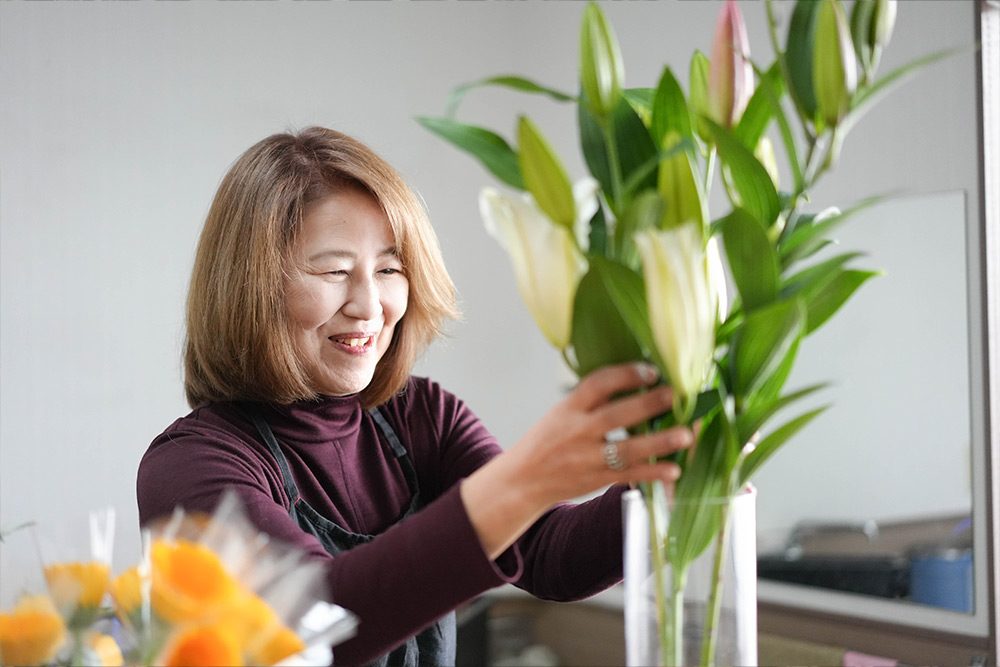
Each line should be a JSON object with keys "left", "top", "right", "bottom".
{"left": 256, "top": 392, "right": 365, "bottom": 445}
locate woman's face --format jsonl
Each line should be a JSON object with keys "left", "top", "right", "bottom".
{"left": 284, "top": 188, "right": 409, "bottom": 397}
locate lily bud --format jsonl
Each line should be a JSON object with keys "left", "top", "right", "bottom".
{"left": 480, "top": 184, "right": 597, "bottom": 349}
{"left": 518, "top": 116, "right": 576, "bottom": 228}
{"left": 851, "top": 0, "right": 897, "bottom": 81}
{"left": 814, "top": 0, "right": 858, "bottom": 127}
{"left": 707, "top": 0, "right": 753, "bottom": 128}
{"left": 635, "top": 224, "right": 718, "bottom": 421}
{"left": 658, "top": 131, "right": 708, "bottom": 232}
{"left": 580, "top": 2, "right": 624, "bottom": 118}
{"left": 689, "top": 50, "right": 713, "bottom": 143}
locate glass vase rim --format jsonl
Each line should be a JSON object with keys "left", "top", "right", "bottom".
{"left": 622, "top": 484, "right": 757, "bottom": 507}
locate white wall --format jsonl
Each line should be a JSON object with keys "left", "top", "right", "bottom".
{"left": 0, "top": 0, "right": 982, "bottom": 588}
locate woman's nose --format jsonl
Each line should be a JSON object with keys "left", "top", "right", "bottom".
{"left": 342, "top": 275, "right": 382, "bottom": 321}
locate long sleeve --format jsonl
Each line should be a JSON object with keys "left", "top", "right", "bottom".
{"left": 137, "top": 377, "right": 624, "bottom": 665}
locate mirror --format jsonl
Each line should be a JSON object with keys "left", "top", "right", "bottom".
{"left": 754, "top": 191, "right": 979, "bottom": 625}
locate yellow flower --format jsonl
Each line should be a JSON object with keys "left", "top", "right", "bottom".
{"left": 44, "top": 560, "right": 111, "bottom": 628}
{"left": 0, "top": 594, "right": 68, "bottom": 666}
{"left": 110, "top": 566, "right": 142, "bottom": 619}
{"left": 150, "top": 539, "right": 241, "bottom": 624}
{"left": 89, "top": 633, "right": 124, "bottom": 667}
{"left": 159, "top": 625, "right": 245, "bottom": 667}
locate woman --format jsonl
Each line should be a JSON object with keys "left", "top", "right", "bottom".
{"left": 137, "top": 127, "right": 692, "bottom": 666}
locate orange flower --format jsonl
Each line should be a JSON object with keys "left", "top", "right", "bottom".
{"left": 89, "top": 632, "right": 124, "bottom": 667}
{"left": 150, "top": 539, "right": 240, "bottom": 624}
{"left": 221, "top": 592, "right": 305, "bottom": 666}
{"left": 44, "top": 560, "right": 111, "bottom": 610}
{"left": 252, "top": 625, "right": 305, "bottom": 666}
{"left": 160, "top": 625, "right": 245, "bottom": 667}
{"left": 0, "top": 594, "right": 68, "bottom": 666}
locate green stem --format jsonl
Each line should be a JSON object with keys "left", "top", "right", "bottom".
{"left": 700, "top": 500, "right": 734, "bottom": 667}
{"left": 704, "top": 145, "right": 716, "bottom": 200}
{"left": 644, "top": 484, "right": 671, "bottom": 667}
{"left": 603, "top": 116, "right": 625, "bottom": 215}
{"left": 670, "top": 572, "right": 688, "bottom": 666}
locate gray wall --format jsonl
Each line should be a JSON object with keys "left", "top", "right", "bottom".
{"left": 0, "top": 0, "right": 981, "bottom": 586}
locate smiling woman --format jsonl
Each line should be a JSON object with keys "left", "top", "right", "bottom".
{"left": 182, "top": 128, "right": 456, "bottom": 411}
{"left": 137, "top": 126, "right": 694, "bottom": 666}
{"left": 283, "top": 188, "right": 410, "bottom": 398}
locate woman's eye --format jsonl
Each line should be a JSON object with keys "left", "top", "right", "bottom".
{"left": 379, "top": 268, "right": 401, "bottom": 275}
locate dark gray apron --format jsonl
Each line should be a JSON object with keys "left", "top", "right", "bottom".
{"left": 243, "top": 405, "right": 456, "bottom": 667}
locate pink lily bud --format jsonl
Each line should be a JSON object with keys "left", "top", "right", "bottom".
{"left": 707, "top": 0, "right": 753, "bottom": 128}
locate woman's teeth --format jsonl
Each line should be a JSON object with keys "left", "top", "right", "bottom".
{"left": 334, "top": 336, "right": 371, "bottom": 347}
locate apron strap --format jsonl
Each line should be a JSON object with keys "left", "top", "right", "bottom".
{"left": 243, "top": 408, "right": 301, "bottom": 506}
{"left": 369, "top": 406, "right": 408, "bottom": 459}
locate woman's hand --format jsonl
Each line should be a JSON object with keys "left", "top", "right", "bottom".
{"left": 460, "top": 362, "right": 693, "bottom": 559}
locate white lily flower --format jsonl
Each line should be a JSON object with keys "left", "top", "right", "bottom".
{"left": 635, "top": 224, "right": 719, "bottom": 415}
{"left": 480, "top": 182, "right": 597, "bottom": 349}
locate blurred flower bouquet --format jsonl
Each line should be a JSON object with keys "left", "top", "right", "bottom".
{"left": 0, "top": 492, "right": 356, "bottom": 667}
{"left": 419, "top": 0, "right": 945, "bottom": 664}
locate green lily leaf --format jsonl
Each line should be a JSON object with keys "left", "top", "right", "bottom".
{"left": 720, "top": 208, "right": 780, "bottom": 312}
{"left": 586, "top": 255, "right": 659, "bottom": 368}
{"left": 753, "top": 334, "right": 800, "bottom": 408}
{"left": 613, "top": 190, "right": 664, "bottom": 269}
{"left": 843, "top": 47, "right": 958, "bottom": 136}
{"left": 780, "top": 195, "right": 887, "bottom": 267}
{"left": 579, "top": 95, "right": 658, "bottom": 212}
{"left": 445, "top": 75, "right": 575, "bottom": 118}
{"left": 588, "top": 204, "right": 609, "bottom": 257}
{"left": 735, "top": 61, "right": 784, "bottom": 150}
{"left": 518, "top": 116, "right": 576, "bottom": 227}
{"left": 416, "top": 116, "right": 524, "bottom": 190}
{"left": 803, "top": 268, "right": 881, "bottom": 335}
{"left": 739, "top": 406, "right": 828, "bottom": 485}
{"left": 570, "top": 264, "right": 645, "bottom": 376}
{"left": 624, "top": 88, "right": 655, "bottom": 124}
{"left": 651, "top": 66, "right": 694, "bottom": 148}
{"left": 786, "top": 0, "right": 822, "bottom": 122}
{"left": 706, "top": 119, "right": 781, "bottom": 226}
{"left": 736, "top": 382, "right": 828, "bottom": 445}
{"left": 729, "top": 298, "right": 806, "bottom": 402}
{"left": 749, "top": 59, "right": 803, "bottom": 192}
{"left": 671, "top": 402, "right": 735, "bottom": 568}
{"left": 782, "top": 251, "right": 864, "bottom": 298}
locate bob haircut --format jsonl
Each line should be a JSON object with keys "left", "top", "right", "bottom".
{"left": 184, "top": 127, "right": 459, "bottom": 409}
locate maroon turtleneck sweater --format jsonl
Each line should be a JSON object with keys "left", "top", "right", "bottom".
{"left": 137, "top": 376, "right": 625, "bottom": 665}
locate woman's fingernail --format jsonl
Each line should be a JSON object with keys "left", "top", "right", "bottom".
{"left": 635, "top": 363, "right": 659, "bottom": 383}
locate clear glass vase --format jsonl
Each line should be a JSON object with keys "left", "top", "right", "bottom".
{"left": 623, "top": 486, "right": 757, "bottom": 667}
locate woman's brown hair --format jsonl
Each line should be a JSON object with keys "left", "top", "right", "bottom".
{"left": 184, "top": 127, "right": 459, "bottom": 409}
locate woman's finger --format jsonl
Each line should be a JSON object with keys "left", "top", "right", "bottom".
{"left": 599, "top": 427, "right": 693, "bottom": 471}
{"left": 588, "top": 384, "right": 674, "bottom": 434}
{"left": 567, "top": 362, "right": 660, "bottom": 411}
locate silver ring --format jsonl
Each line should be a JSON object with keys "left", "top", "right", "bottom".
{"left": 602, "top": 441, "right": 627, "bottom": 471}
